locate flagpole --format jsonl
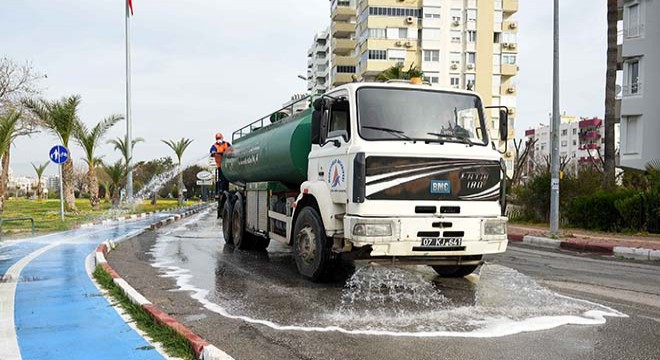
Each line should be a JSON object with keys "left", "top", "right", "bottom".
{"left": 125, "top": 0, "right": 134, "bottom": 200}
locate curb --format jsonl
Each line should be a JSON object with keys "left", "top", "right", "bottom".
{"left": 507, "top": 233, "right": 660, "bottom": 261}
{"left": 93, "top": 204, "right": 233, "bottom": 360}
{"left": 72, "top": 206, "right": 191, "bottom": 230}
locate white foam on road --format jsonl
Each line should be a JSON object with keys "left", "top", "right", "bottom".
{"left": 150, "top": 230, "right": 627, "bottom": 338}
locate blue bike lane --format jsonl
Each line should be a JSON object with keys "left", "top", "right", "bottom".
{"left": 0, "top": 216, "right": 172, "bottom": 360}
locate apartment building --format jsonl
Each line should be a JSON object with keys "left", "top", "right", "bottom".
{"left": 306, "top": 30, "right": 331, "bottom": 95}
{"left": 619, "top": 0, "right": 660, "bottom": 170}
{"left": 523, "top": 116, "right": 607, "bottom": 177}
{"left": 330, "top": 0, "right": 359, "bottom": 87}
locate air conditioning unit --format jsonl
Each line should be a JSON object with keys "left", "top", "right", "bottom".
{"left": 502, "top": 42, "right": 510, "bottom": 48}
{"left": 450, "top": 63, "right": 459, "bottom": 70}
{"left": 467, "top": 63, "right": 475, "bottom": 70}
{"left": 404, "top": 41, "right": 413, "bottom": 47}
{"left": 508, "top": 107, "right": 516, "bottom": 115}
{"left": 509, "top": 43, "right": 518, "bottom": 49}
{"left": 509, "top": 22, "right": 518, "bottom": 29}
{"left": 507, "top": 87, "right": 516, "bottom": 94}
{"left": 395, "top": 40, "right": 403, "bottom": 46}
{"left": 452, "top": 19, "right": 460, "bottom": 26}
{"left": 406, "top": 16, "right": 415, "bottom": 24}
{"left": 506, "top": 150, "right": 514, "bottom": 158}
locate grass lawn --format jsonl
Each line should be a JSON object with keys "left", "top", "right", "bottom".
{"left": 0, "top": 198, "right": 183, "bottom": 237}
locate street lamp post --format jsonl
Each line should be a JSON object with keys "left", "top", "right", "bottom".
{"left": 550, "top": 0, "right": 561, "bottom": 235}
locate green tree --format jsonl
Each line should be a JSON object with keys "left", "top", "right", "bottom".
{"left": 23, "top": 95, "right": 82, "bottom": 212}
{"left": 103, "top": 160, "right": 126, "bottom": 207}
{"left": 31, "top": 161, "right": 49, "bottom": 200}
{"left": 75, "top": 115, "right": 123, "bottom": 209}
{"left": 161, "top": 138, "right": 194, "bottom": 206}
{"left": 0, "top": 110, "right": 21, "bottom": 211}
{"left": 376, "top": 63, "right": 423, "bottom": 81}
{"left": 107, "top": 135, "right": 144, "bottom": 168}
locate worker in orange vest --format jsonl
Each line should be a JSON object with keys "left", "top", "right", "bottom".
{"left": 210, "top": 133, "right": 231, "bottom": 193}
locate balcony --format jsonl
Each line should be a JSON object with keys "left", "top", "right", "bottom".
{"left": 525, "top": 129, "right": 535, "bottom": 136}
{"left": 332, "top": 38, "right": 356, "bottom": 56}
{"left": 580, "top": 131, "right": 601, "bottom": 139}
{"left": 332, "top": 54, "right": 357, "bottom": 67}
{"left": 333, "top": 73, "right": 354, "bottom": 86}
{"left": 581, "top": 143, "right": 601, "bottom": 150}
{"left": 332, "top": 3, "right": 355, "bottom": 21}
{"left": 579, "top": 118, "right": 602, "bottom": 128}
{"left": 331, "top": 22, "right": 355, "bottom": 38}
{"left": 623, "top": 82, "right": 642, "bottom": 96}
{"left": 503, "top": 0, "right": 519, "bottom": 13}
{"left": 501, "top": 63, "right": 518, "bottom": 76}
{"left": 623, "top": 24, "right": 645, "bottom": 39}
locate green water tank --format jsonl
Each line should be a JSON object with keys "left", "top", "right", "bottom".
{"left": 222, "top": 109, "right": 312, "bottom": 188}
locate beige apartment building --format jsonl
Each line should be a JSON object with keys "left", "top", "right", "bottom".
{"left": 327, "top": 0, "right": 518, "bottom": 146}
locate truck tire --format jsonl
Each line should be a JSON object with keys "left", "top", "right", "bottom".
{"left": 292, "top": 207, "right": 334, "bottom": 282}
{"left": 231, "top": 197, "right": 254, "bottom": 250}
{"left": 222, "top": 199, "right": 233, "bottom": 245}
{"left": 431, "top": 264, "right": 479, "bottom": 278}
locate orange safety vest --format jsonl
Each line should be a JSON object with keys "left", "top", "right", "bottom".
{"left": 211, "top": 142, "right": 230, "bottom": 168}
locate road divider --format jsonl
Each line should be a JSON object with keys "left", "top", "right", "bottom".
{"left": 92, "top": 203, "right": 234, "bottom": 360}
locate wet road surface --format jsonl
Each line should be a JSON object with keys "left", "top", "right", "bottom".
{"left": 110, "top": 208, "right": 660, "bottom": 360}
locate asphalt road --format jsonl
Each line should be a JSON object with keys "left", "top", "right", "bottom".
{"left": 109, "top": 209, "right": 660, "bottom": 360}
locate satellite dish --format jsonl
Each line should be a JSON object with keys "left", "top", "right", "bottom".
{"left": 615, "top": 84, "right": 622, "bottom": 95}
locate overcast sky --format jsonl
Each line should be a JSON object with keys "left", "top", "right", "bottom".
{"left": 2, "top": 0, "right": 607, "bottom": 177}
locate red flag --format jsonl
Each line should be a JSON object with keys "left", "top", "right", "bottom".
{"left": 128, "top": 0, "right": 134, "bottom": 15}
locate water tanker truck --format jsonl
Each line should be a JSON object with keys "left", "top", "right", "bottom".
{"left": 220, "top": 81, "right": 509, "bottom": 281}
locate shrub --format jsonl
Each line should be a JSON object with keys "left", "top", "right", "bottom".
{"left": 566, "top": 190, "right": 636, "bottom": 231}
{"left": 614, "top": 193, "right": 645, "bottom": 231}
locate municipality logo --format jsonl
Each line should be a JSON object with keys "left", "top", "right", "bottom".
{"left": 328, "top": 159, "right": 346, "bottom": 190}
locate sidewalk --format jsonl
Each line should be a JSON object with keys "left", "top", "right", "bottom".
{"left": 508, "top": 223, "right": 660, "bottom": 261}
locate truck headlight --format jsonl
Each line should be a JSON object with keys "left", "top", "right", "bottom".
{"left": 353, "top": 223, "right": 392, "bottom": 237}
{"left": 484, "top": 220, "right": 507, "bottom": 236}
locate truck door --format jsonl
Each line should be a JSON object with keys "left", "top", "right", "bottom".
{"left": 315, "top": 92, "right": 351, "bottom": 204}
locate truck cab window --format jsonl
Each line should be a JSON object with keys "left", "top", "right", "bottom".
{"left": 328, "top": 100, "right": 350, "bottom": 141}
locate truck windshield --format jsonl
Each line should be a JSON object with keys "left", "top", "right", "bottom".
{"left": 356, "top": 87, "right": 488, "bottom": 145}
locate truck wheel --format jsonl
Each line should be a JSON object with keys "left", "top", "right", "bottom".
{"left": 431, "top": 264, "right": 479, "bottom": 278}
{"left": 222, "top": 199, "right": 233, "bottom": 244}
{"left": 231, "top": 197, "right": 254, "bottom": 250}
{"left": 293, "top": 207, "right": 333, "bottom": 282}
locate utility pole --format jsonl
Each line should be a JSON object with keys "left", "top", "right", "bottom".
{"left": 125, "top": 0, "right": 134, "bottom": 200}
{"left": 550, "top": 0, "right": 561, "bottom": 234}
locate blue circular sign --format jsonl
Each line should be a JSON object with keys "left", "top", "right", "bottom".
{"left": 49, "top": 145, "right": 69, "bottom": 165}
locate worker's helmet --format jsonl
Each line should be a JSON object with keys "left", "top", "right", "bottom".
{"left": 215, "top": 132, "right": 224, "bottom": 140}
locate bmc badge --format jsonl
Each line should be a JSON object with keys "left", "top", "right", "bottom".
{"left": 328, "top": 159, "right": 346, "bottom": 191}
{"left": 430, "top": 180, "right": 451, "bottom": 194}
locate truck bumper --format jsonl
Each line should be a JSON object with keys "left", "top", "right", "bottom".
{"left": 343, "top": 215, "right": 508, "bottom": 258}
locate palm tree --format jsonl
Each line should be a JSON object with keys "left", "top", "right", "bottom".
{"left": 31, "top": 161, "right": 49, "bottom": 200}
{"left": 23, "top": 95, "right": 81, "bottom": 212}
{"left": 107, "top": 135, "right": 144, "bottom": 167}
{"left": 0, "top": 110, "right": 21, "bottom": 212}
{"left": 376, "top": 63, "right": 423, "bottom": 82}
{"left": 602, "top": 0, "right": 618, "bottom": 189}
{"left": 161, "top": 138, "right": 194, "bottom": 206}
{"left": 103, "top": 160, "right": 126, "bottom": 207}
{"left": 75, "top": 115, "right": 123, "bottom": 209}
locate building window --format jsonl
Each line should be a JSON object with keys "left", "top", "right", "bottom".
{"left": 450, "top": 52, "right": 461, "bottom": 65}
{"left": 624, "top": 116, "right": 640, "bottom": 154}
{"left": 624, "top": 59, "right": 641, "bottom": 95}
{"left": 369, "top": 28, "right": 386, "bottom": 39}
{"left": 388, "top": 48, "right": 406, "bottom": 62}
{"left": 451, "top": 30, "right": 461, "bottom": 43}
{"left": 451, "top": 9, "right": 461, "bottom": 23}
{"left": 399, "top": 28, "right": 408, "bottom": 39}
{"left": 625, "top": 3, "right": 643, "bottom": 38}
{"left": 467, "top": 9, "right": 477, "bottom": 22}
{"left": 424, "top": 7, "right": 441, "bottom": 19}
{"left": 502, "top": 32, "right": 517, "bottom": 44}
{"left": 573, "top": 139, "right": 577, "bottom": 146}
{"left": 423, "top": 76, "right": 439, "bottom": 84}
{"left": 465, "top": 74, "right": 476, "bottom": 90}
{"left": 424, "top": 28, "right": 442, "bottom": 40}
{"left": 368, "top": 7, "right": 422, "bottom": 18}
{"left": 466, "top": 52, "right": 476, "bottom": 64}
{"left": 492, "top": 75, "right": 501, "bottom": 95}
{"left": 502, "top": 54, "right": 517, "bottom": 64}
{"left": 336, "top": 66, "right": 356, "bottom": 73}
{"left": 467, "top": 30, "right": 477, "bottom": 42}
{"left": 423, "top": 50, "right": 440, "bottom": 62}
{"left": 561, "top": 129, "right": 567, "bottom": 136}
{"left": 561, "top": 140, "right": 567, "bottom": 147}
{"left": 572, "top": 128, "right": 577, "bottom": 135}
{"left": 368, "top": 50, "right": 387, "bottom": 60}
{"left": 450, "top": 77, "right": 460, "bottom": 88}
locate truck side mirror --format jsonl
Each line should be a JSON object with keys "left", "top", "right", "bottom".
{"left": 311, "top": 110, "right": 321, "bottom": 145}
{"left": 313, "top": 98, "right": 324, "bottom": 111}
{"left": 499, "top": 109, "right": 509, "bottom": 141}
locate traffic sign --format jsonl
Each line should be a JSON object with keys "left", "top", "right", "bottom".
{"left": 196, "top": 170, "right": 213, "bottom": 181}
{"left": 49, "top": 145, "right": 69, "bottom": 165}
{"left": 196, "top": 180, "right": 213, "bottom": 186}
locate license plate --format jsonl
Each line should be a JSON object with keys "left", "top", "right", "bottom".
{"left": 420, "top": 237, "right": 462, "bottom": 247}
